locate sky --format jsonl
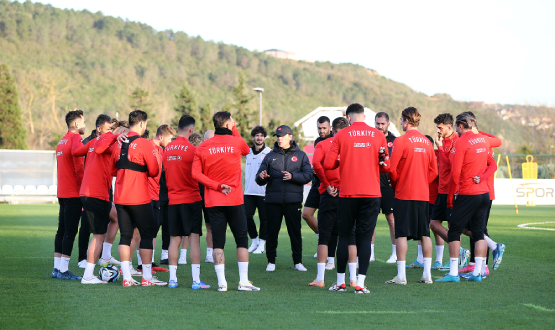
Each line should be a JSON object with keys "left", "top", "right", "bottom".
{"left": 31, "top": 0, "right": 555, "bottom": 106}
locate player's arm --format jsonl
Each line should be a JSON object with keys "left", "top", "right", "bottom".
{"left": 428, "top": 145, "right": 439, "bottom": 184}
{"left": 143, "top": 143, "right": 160, "bottom": 178}
{"left": 478, "top": 152, "right": 497, "bottom": 182}
{"left": 192, "top": 149, "right": 223, "bottom": 192}
{"left": 255, "top": 154, "right": 271, "bottom": 186}
{"left": 72, "top": 137, "right": 90, "bottom": 157}
{"left": 95, "top": 132, "right": 119, "bottom": 154}
{"left": 323, "top": 136, "right": 340, "bottom": 170}
{"left": 290, "top": 153, "right": 313, "bottom": 185}
{"left": 312, "top": 144, "right": 329, "bottom": 186}
{"left": 388, "top": 138, "right": 402, "bottom": 183}
{"left": 71, "top": 134, "right": 85, "bottom": 186}
{"left": 379, "top": 135, "right": 390, "bottom": 173}
{"left": 447, "top": 143, "right": 464, "bottom": 208}
{"left": 479, "top": 131, "right": 502, "bottom": 148}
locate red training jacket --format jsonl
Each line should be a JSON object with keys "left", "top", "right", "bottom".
{"left": 437, "top": 132, "right": 458, "bottom": 194}
{"left": 429, "top": 150, "right": 440, "bottom": 204}
{"left": 147, "top": 140, "right": 163, "bottom": 201}
{"left": 162, "top": 136, "right": 202, "bottom": 205}
{"left": 56, "top": 131, "right": 84, "bottom": 198}
{"left": 312, "top": 137, "right": 340, "bottom": 194}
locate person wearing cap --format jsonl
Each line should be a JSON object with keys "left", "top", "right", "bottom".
{"left": 256, "top": 125, "right": 313, "bottom": 272}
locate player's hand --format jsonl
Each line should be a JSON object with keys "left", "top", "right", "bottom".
{"left": 259, "top": 170, "right": 270, "bottom": 179}
{"left": 326, "top": 185, "right": 338, "bottom": 197}
{"left": 117, "top": 133, "right": 128, "bottom": 144}
{"left": 221, "top": 184, "right": 232, "bottom": 195}
{"left": 435, "top": 135, "right": 443, "bottom": 147}
{"left": 379, "top": 147, "right": 389, "bottom": 167}
{"left": 282, "top": 171, "right": 292, "bottom": 180}
{"left": 473, "top": 176, "right": 481, "bottom": 184}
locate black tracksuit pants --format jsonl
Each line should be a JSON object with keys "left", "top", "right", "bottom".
{"left": 265, "top": 203, "right": 303, "bottom": 265}
{"left": 244, "top": 195, "right": 267, "bottom": 240}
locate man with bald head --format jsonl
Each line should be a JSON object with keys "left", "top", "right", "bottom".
{"left": 204, "top": 130, "right": 214, "bottom": 140}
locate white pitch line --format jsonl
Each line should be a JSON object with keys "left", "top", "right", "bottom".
{"left": 517, "top": 222, "right": 555, "bottom": 231}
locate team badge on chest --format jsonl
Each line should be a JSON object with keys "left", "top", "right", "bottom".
{"left": 291, "top": 156, "right": 298, "bottom": 162}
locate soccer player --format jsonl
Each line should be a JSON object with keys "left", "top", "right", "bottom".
{"left": 52, "top": 110, "right": 86, "bottom": 280}
{"left": 309, "top": 117, "right": 358, "bottom": 287}
{"left": 374, "top": 112, "right": 397, "bottom": 263}
{"left": 323, "top": 103, "right": 390, "bottom": 294}
{"left": 164, "top": 115, "right": 210, "bottom": 289}
{"left": 111, "top": 110, "right": 165, "bottom": 286}
{"left": 429, "top": 114, "right": 469, "bottom": 271}
{"left": 302, "top": 116, "right": 332, "bottom": 254}
{"left": 192, "top": 111, "right": 259, "bottom": 292}
{"left": 256, "top": 125, "right": 313, "bottom": 272}
{"left": 437, "top": 113, "right": 491, "bottom": 283}
{"left": 199, "top": 129, "right": 215, "bottom": 263}
{"left": 244, "top": 126, "right": 272, "bottom": 254}
{"left": 385, "top": 107, "right": 438, "bottom": 285}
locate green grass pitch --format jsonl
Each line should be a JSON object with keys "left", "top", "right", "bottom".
{"left": 0, "top": 204, "right": 554, "bottom": 329}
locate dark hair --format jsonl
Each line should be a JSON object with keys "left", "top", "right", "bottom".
{"left": 65, "top": 110, "right": 84, "bottom": 128}
{"left": 95, "top": 114, "right": 111, "bottom": 128}
{"left": 425, "top": 135, "right": 434, "bottom": 145}
{"left": 213, "top": 111, "right": 231, "bottom": 129}
{"left": 332, "top": 117, "right": 349, "bottom": 131}
{"left": 461, "top": 111, "right": 478, "bottom": 128}
{"left": 401, "top": 107, "right": 421, "bottom": 127}
{"left": 141, "top": 128, "right": 150, "bottom": 139}
{"left": 251, "top": 125, "right": 267, "bottom": 137}
{"left": 188, "top": 133, "right": 203, "bottom": 147}
{"left": 112, "top": 119, "right": 129, "bottom": 129}
{"left": 317, "top": 116, "right": 330, "bottom": 125}
{"left": 156, "top": 124, "right": 176, "bottom": 137}
{"left": 455, "top": 112, "right": 475, "bottom": 129}
{"left": 178, "top": 115, "right": 196, "bottom": 130}
{"left": 345, "top": 103, "right": 364, "bottom": 116}
{"left": 129, "top": 110, "right": 148, "bottom": 127}
{"left": 375, "top": 112, "right": 390, "bottom": 122}
{"left": 434, "top": 113, "right": 454, "bottom": 126}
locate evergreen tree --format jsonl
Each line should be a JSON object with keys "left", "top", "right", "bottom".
{"left": 0, "top": 64, "right": 27, "bottom": 149}
{"left": 230, "top": 73, "right": 254, "bottom": 142}
{"left": 130, "top": 87, "right": 158, "bottom": 133}
{"left": 199, "top": 103, "right": 213, "bottom": 134}
{"left": 172, "top": 83, "right": 199, "bottom": 128}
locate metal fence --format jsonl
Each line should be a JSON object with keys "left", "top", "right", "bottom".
{"left": 495, "top": 154, "right": 554, "bottom": 179}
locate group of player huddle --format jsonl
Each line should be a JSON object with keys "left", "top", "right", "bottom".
{"left": 51, "top": 102, "right": 505, "bottom": 293}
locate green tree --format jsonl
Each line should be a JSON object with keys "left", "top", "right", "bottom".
{"left": 0, "top": 64, "right": 27, "bottom": 149}
{"left": 130, "top": 87, "right": 158, "bottom": 133}
{"left": 172, "top": 83, "right": 199, "bottom": 128}
{"left": 230, "top": 73, "right": 254, "bottom": 142}
{"left": 198, "top": 103, "right": 213, "bottom": 134}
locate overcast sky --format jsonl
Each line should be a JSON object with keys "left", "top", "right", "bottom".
{"left": 32, "top": 0, "right": 555, "bottom": 106}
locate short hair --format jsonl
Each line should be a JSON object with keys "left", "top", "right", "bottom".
{"left": 95, "top": 114, "right": 111, "bottom": 128}
{"left": 129, "top": 110, "right": 148, "bottom": 127}
{"left": 65, "top": 110, "right": 84, "bottom": 127}
{"left": 178, "top": 115, "right": 196, "bottom": 130}
{"left": 251, "top": 125, "right": 267, "bottom": 137}
{"left": 455, "top": 112, "right": 476, "bottom": 129}
{"left": 425, "top": 135, "right": 434, "bottom": 145}
{"left": 401, "top": 107, "right": 421, "bottom": 127}
{"left": 332, "top": 117, "right": 349, "bottom": 131}
{"left": 188, "top": 133, "right": 203, "bottom": 147}
{"left": 461, "top": 111, "right": 478, "bottom": 128}
{"left": 213, "top": 111, "right": 231, "bottom": 129}
{"left": 375, "top": 112, "right": 390, "bottom": 122}
{"left": 434, "top": 113, "right": 454, "bottom": 126}
{"left": 345, "top": 103, "right": 364, "bottom": 116}
{"left": 112, "top": 119, "right": 129, "bottom": 129}
{"left": 156, "top": 124, "right": 175, "bottom": 137}
{"left": 317, "top": 116, "right": 330, "bottom": 125}
{"left": 141, "top": 128, "right": 150, "bottom": 139}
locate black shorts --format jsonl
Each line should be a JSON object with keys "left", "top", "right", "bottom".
{"left": 202, "top": 198, "right": 210, "bottom": 224}
{"left": 380, "top": 186, "right": 395, "bottom": 214}
{"left": 304, "top": 185, "right": 321, "bottom": 209}
{"left": 80, "top": 196, "right": 112, "bottom": 235}
{"left": 318, "top": 193, "right": 356, "bottom": 245}
{"left": 448, "top": 193, "right": 490, "bottom": 243}
{"left": 151, "top": 200, "right": 161, "bottom": 226}
{"left": 337, "top": 197, "right": 380, "bottom": 241}
{"left": 393, "top": 199, "right": 430, "bottom": 240}
{"left": 169, "top": 201, "right": 203, "bottom": 237}
{"left": 431, "top": 193, "right": 451, "bottom": 222}
{"left": 429, "top": 202, "right": 434, "bottom": 219}
{"left": 116, "top": 203, "right": 157, "bottom": 249}
{"left": 206, "top": 205, "right": 248, "bottom": 250}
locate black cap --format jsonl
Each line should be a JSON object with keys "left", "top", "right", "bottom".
{"left": 273, "top": 125, "right": 293, "bottom": 137}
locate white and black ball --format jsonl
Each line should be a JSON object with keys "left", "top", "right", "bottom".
{"left": 99, "top": 264, "right": 119, "bottom": 283}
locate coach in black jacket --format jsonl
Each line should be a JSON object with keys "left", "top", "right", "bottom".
{"left": 256, "top": 125, "right": 313, "bottom": 271}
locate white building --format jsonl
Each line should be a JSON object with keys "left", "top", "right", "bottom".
{"left": 294, "top": 106, "right": 401, "bottom": 141}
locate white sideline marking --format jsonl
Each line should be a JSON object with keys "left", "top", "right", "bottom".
{"left": 517, "top": 222, "right": 555, "bottom": 231}
{"left": 523, "top": 303, "right": 555, "bottom": 312}
{"left": 317, "top": 310, "right": 440, "bottom": 314}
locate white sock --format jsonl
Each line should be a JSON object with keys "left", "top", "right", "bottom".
{"left": 371, "top": 244, "right": 375, "bottom": 258}
{"left": 102, "top": 242, "right": 112, "bottom": 260}
{"left": 121, "top": 261, "right": 132, "bottom": 280}
{"left": 357, "top": 274, "right": 366, "bottom": 288}
{"left": 142, "top": 263, "right": 152, "bottom": 281}
{"left": 484, "top": 236, "right": 497, "bottom": 250}
{"left": 316, "top": 263, "right": 325, "bottom": 282}
{"left": 129, "top": 263, "right": 134, "bottom": 272}
{"left": 59, "top": 257, "right": 70, "bottom": 272}
{"left": 136, "top": 250, "right": 142, "bottom": 265}
{"left": 473, "top": 257, "right": 485, "bottom": 277}
{"left": 316, "top": 234, "right": 319, "bottom": 239}
{"left": 238, "top": 262, "right": 249, "bottom": 284}
{"left": 206, "top": 248, "right": 213, "bottom": 257}
{"left": 54, "top": 257, "right": 61, "bottom": 270}
{"left": 417, "top": 245, "right": 424, "bottom": 264}
{"left": 392, "top": 244, "right": 396, "bottom": 256}
{"left": 180, "top": 249, "right": 187, "bottom": 260}
{"left": 161, "top": 249, "right": 168, "bottom": 259}
{"left": 192, "top": 264, "right": 201, "bottom": 283}
{"left": 152, "top": 249, "right": 155, "bottom": 263}
{"left": 481, "top": 259, "right": 487, "bottom": 275}
{"left": 348, "top": 263, "right": 357, "bottom": 281}
{"left": 253, "top": 237, "right": 259, "bottom": 244}
{"left": 169, "top": 265, "right": 177, "bottom": 282}
{"left": 449, "top": 258, "right": 459, "bottom": 276}
{"left": 258, "top": 240, "right": 266, "bottom": 248}
{"left": 337, "top": 273, "right": 346, "bottom": 286}
{"left": 435, "top": 245, "right": 444, "bottom": 263}
{"left": 423, "top": 257, "right": 432, "bottom": 279}
{"left": 215, "top": 264, "right": 227, "bottom": 285}
{"left": 84, "top": 262, "right": 96, "bottom": 279}
{"left": 397, "top": 261, "right": 406, "bottom": 281}
{"left": 327, "top": 257, "right": 335, "bottom": 264}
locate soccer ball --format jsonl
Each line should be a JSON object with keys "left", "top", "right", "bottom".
{"left": 99, "top": 264, "right": 120, "bottom": 283}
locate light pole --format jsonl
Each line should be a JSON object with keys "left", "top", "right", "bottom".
{"left": 253, "top": 87, "right": 264, "bottom": 126}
